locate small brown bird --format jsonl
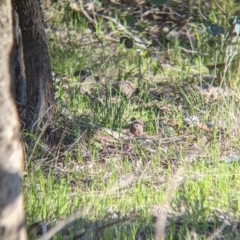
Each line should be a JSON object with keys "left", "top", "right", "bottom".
{"left": 129, "top": 118, "right": 144, "bottom": 135}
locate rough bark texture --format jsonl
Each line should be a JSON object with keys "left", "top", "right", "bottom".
{"left": 11, "top": 10, "right": 26, "bottom": 106}
{"left": 13, "top": 0, "right": 55, "bottom": 142}
{"left": 0, "top": 0, "right": 27, "bottom": 239}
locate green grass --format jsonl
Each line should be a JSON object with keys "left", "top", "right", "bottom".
{"left": 24, "top": 0, "right": 240, "bottom": 239}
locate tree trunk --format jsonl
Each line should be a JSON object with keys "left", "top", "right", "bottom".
{"left": 0, "top": 0, "right": 27, "bottom": 239}
{"left": 13, "top": 0, "right": 56, "bottom": 143}
{"left": 11, "top": 9, "right": 26, "bottom": 107}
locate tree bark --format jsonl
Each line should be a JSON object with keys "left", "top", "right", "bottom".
{"left": 11, "top": 9, "right": 26, "bottom": 107}
{"left": 13, "top": 0, "right": 55, "bottom": 143}
{"left": 0, "top": 0, "right": 27, "bottom": 239}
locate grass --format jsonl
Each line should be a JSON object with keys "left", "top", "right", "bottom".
{"left": 23, "top": 0, "right": 240, "bottom": 239}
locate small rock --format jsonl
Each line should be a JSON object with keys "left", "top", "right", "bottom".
{"left": 135, "top": 231, "right": 147, "bottom": 240}
{"left": 74, "top": 69, "right": 92, "bottom": 82}
{"left": 165, "top": 29, "right": 179, "bottom": 41}
{"left": 112, "top": 80, "right": 136, "bottom": 98}
{"left": 79, "top": 75, "right": 97, "bottom": 94}
{"left": 28, "top": 222, "right": 50, "bottom": 237}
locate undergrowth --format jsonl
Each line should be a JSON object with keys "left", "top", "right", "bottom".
{"left": 24, "top": 0, "right": 240, "bottom": 239}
